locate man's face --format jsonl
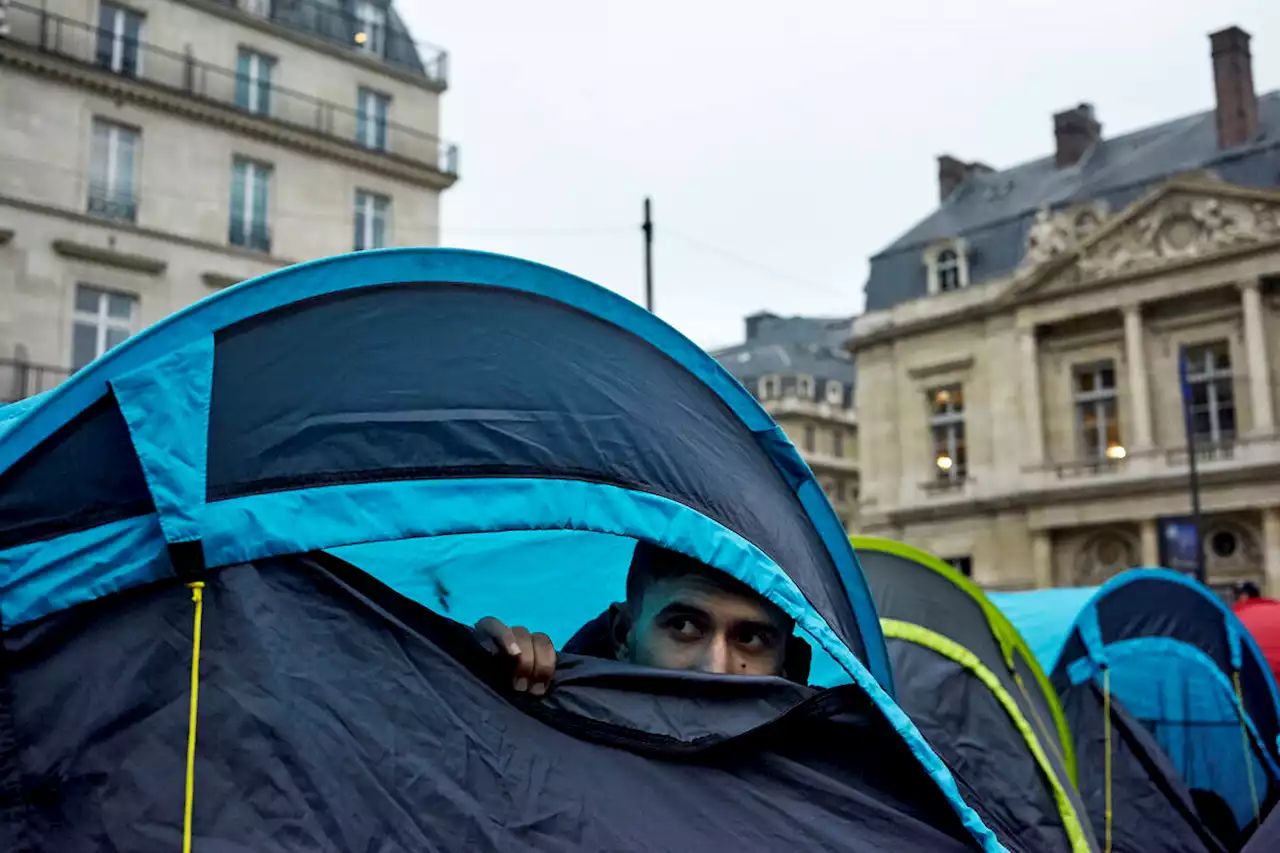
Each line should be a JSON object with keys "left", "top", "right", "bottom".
{"left": 620, "top": 572, "right": 790, "bottom": 677}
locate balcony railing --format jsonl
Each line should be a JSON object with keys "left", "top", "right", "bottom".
{"left": 1, "top": 359, "right": 72, "bottom": 403}
{"left": 87, "top": 185, "right": 138, "bottom": 223}
{"left": 213, "top": 0, "right": 448, "bottom": 86}
{"left": 5, "top": 3, "right": 459, "bottom": 176}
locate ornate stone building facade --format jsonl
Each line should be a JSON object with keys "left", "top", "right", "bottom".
{"left": 853, "top": 26, "right": 1280, "bottom": 595}
{"left": 714, "top": 313, "right": 859, "bottom": 529}
{"left": 0, "top": 0, "right": 456, "bottom": 402}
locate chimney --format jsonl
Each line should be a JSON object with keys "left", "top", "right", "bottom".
{"left": 1211, "top": 26, "right": 1259, "bottom": 149}
{"left": 1053, "top": 103, "right": 1102, "bottom": 168}
{"left": 937, "top": 155, "right": 994, "bottom": 202}
{"left": 745, "top": 312, "right": 780, "bottom": 342}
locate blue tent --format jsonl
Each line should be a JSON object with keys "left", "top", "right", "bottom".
{"left": 994, "top": 570, "right": 1280, "bottom": 850}
{"left": 0, "top": 249, "right": 1010, "bottom": 852}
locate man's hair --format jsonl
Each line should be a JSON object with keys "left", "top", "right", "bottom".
{"left": 1235, "top": 580, "right": 1262, "bottom": 600}
{"left": 625, "top": 541, "right": 792, "bottom": 630}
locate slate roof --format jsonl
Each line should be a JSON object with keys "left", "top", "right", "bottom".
{"left": 266, "top": 0, "right": 433, "bottom": 79}
{"left": 864, "top": 91, "right": 1280, "bottom": 312}
{"left": 712, "top": 313, "right": 857, "bottom": 391}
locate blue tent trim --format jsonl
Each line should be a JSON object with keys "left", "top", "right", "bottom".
{"left": 0, "top": 248, "right": 888, "bottom": 696}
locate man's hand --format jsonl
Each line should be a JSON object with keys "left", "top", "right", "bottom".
{"left": 474, "top": 617, "right": 557, "bottom": 696}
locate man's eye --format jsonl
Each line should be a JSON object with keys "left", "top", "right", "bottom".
{"left": 736, "top": 630, "right": 774, "bottom": 651}
{"left": 666, "top": 617, "right": 702, "bottom": 639}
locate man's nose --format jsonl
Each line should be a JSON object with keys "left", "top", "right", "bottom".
{"left": 696, "top": 634, "right": 731, "bottom": 675}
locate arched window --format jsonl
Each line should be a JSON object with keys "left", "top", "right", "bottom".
{"left": 936, "top": 249, "right": 962, "bottom": 292}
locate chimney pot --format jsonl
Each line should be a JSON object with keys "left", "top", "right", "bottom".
{"left": 937, "top": 155, "right": 993, "bottom": 202}
{"left": 1210, "top": 25, "right": 1259, "bottom": 149}
{"left": 1053, "top": 103, "right": 1102, "bottom": 169}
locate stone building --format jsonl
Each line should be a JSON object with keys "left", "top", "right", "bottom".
{"left": 715, "top": 312, "right": 860, "bottom": 529}
{"left": 852, "top": 25, "right": 1280, "bottom": 596}
{"left": 0, "top": 0, "right": 457, "bottom": 401}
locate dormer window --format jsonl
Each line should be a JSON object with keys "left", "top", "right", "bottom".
{"left": 758, "top": 375, "right": 781, "bottom": 400}
{"left": 924, "top": 239, "right": 970, "bottom": 295}
{"left": 825, "top": 380, "right": 844, "bottom": 406}
{"left": 937, "top": 250, "right": 961, "bottom": 291}
{"left": 796, "top": 375, "right": 816, "bottom": 401}
{"left": 354, "top": 0, "right": 387, "bottom": 55}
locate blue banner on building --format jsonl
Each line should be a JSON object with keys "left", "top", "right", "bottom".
{"left": 1157, "top": 517, "right": 1201, "bottom": 575}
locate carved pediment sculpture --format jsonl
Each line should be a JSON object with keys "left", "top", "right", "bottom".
{"left": 1078, "top": 191, "right": 1280, "bottom": 281}
{"left": 1021, "top": 202, "right": 1109, "bottom": 270}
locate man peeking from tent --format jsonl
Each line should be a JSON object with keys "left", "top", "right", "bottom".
{"left": 475, "top": 541, "right": 810, "bottom": 695}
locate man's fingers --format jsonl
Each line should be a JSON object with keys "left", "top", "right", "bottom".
{"left": 529, "top": 633, "right": 556, "bottom": 697}
{"left": 474, "top": 617, "right": 521, "bottom": 658}
{"left": 510, "top": 627, "right": 537, "bottom": 690}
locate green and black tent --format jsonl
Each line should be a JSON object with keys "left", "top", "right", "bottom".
{"left": 854, "top": 536, "right": 1097, "bottom": 853}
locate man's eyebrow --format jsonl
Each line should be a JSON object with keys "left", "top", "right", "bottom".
{"left": 653, "top": 601, "right": 710, "bottom": 621}
{"left": 733, "top": 618, "right": 783, "bottom": 640}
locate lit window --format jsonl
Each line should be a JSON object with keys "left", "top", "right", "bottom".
{"left": 354, "top": 0, "right": 387, "bottom": 56}
{"left": 1073, "top": 363, "right": 1122, "bottom": 460}
{"left": 356, "top": 87, "right": 390, "bottom": 151}
{"left": 235, "top": 48, "right": 276, "bottom": 116}
{"left": 928, "top": 384, "right": 966, "bottom": 482}
{"left": 354, "top": 189, "right": 391, "bottom": 250}
{"left": 95, "top": 3, "right": 144, "bottom": 77}
{"left": 88, "top": 119, "right": 139, "bottom": 222}
{"left": 1183, "top": 342, "right": 1235, "bottom": 446}
{"left": 230, "top": 157, "right": 272, "bottom": 252}
{"left": 72, "top": 285, "right": 136, "bottom": 370}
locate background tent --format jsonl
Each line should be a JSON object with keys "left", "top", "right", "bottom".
{"left": 1233, "top": 596, "right": 1280, "bottom": 687}
{"left": 0, "top": 249, "right": 1010, "bottom": 853}
{"left": 855, "top": 537, "right": 1096, "bottom": 853}
{"left": 995, "top": 570, "right": 1280, "bottom": 850}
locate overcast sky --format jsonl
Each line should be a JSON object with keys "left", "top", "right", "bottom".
{"left": 400, "top": 1, "right": 1280, "bottom": 350}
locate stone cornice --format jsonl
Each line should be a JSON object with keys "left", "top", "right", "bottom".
{"left": 0, "top": 43, "right": 456, "bottom": 191}
{"left": 52, "top": 239, "right": 168, "bottom": 274}
{"left": 1, "top": 193, "right": 295, "bottom": 266}
{"left": 872, "top": 459, "right": 1280, "bottom": 527}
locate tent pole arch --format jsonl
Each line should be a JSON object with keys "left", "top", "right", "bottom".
{"left": 852, "top": 535, "right": 1078, "bottom": 784}
{"left": 881, "top": 619, "right": 1094, "bottom": 853}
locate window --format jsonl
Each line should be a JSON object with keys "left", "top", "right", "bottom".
{"left": 796, "top": 375, "right": 815, "bottom": 401}
{"left": 833, "top": 428, "right": 844, "bottom": 458}
{"left": 1183, "top": 342, "right": 1236, "bottom": 445}
{"left": 354, "top": 190, "right": 391, "bottom": 250}
{"left": 88, "top": 119, "right": 139, "bottom": 222}
{"left": 936, "top": 249, "right": 962, "bottom": 292}
{"left": 1073, "top": 362, "right": 1123, "bottom": 460}
{"left": 229, "top": 157, "right": 272, "bottom": 252}
{"left": 95, "top": 3, "right": 144, "bottom": 77}
{"left": 354, "top": 0, "right": 387, "bottom": 55}
{"left": 235, "top": 48, "right": 275, "bottom": 116}
{"left": 928, "top": 384, "right": 966, "bottom": 482}
{"left": 834, "top": 479, "right": 847, "bottom": 503}
{"left": 72, "top": 285, "right": 136, "bottom": 370}
{"left": 240, "top": 0, "right": 272, "bottom": 17}
{"left": 757, "top": 375, "right": 780, "bottom": 400}
{"left": 803, "top": 424, "right": 816, "bottom": 453}
{"left": 357, "top": 87, "right": 390, "bottom": 151}
{"left": 943, "top": 556, "right": 973, "bottom": 577}
{"left": 825, "top": 380, "right": 844, "bottom": 406}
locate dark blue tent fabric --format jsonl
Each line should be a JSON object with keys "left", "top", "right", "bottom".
{"left": 997, "top": 570, "right": 1280, "bottom": 840}
{"left": 0, "top": 249, "right": 1009, "bottom": 851}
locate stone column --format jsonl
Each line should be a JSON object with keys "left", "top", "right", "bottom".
{"left": 1240, "top": 278, "right": 1275, "bottom": 434}
{"left": 1263, "top": 507, "right": 1280, "bottom": 598}
{"left": 1020, "top": 328, "right": 1045, "bottom": 466}
{"left": 1032, "top": 530, "right": 1054, "bottom": 588}
{"left": 1140, "top": 519, "right": 1159, "bottom": 568}
{"left": 1123, "top": 304, "right": 1153, "bottom": 451}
